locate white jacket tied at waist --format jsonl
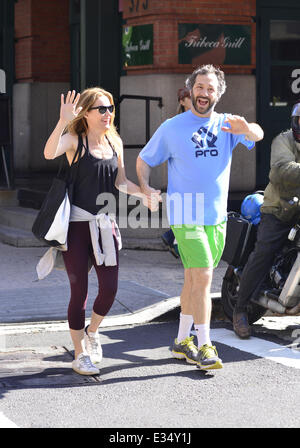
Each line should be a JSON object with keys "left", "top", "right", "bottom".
{"left": 36, "top": 206, "right": 122, "bottom": 280}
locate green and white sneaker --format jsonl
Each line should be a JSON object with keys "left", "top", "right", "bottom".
{"left": 196, "top": 344, "right": 223, "bottom": 370}
{"left": 171, "top": 336, "right": 198, "bottom": 364}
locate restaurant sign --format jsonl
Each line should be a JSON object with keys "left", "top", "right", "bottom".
{"left": 178, "top": 24, "right": 251, "bottom": 66}
{"left": 122, "top": 24, "right": 153, "bottom": 67}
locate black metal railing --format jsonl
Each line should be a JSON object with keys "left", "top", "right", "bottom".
{"left": 116, "top": 94, "right": 163, "bottom": 149}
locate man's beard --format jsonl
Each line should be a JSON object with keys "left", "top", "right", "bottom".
{"left": 191, "top": 92, "right": 217, "bottom": 115}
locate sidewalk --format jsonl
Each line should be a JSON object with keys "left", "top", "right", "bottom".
{"left": 0, "top": 241, "right": 227, "bottom": 394}
{"left": 0, "top": 241, "right": 227, "bottom": 333}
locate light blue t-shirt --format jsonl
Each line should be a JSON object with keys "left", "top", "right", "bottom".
{"left": 139, "top": 110, "right": 254, "bottom": 225}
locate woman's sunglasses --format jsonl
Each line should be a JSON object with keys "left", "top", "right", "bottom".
{"left": 89, "top": 105, "right": 114, "bottom": 115}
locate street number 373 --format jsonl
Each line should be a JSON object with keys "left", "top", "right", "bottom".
{"left": 129, "top": 0, "right": 149, "bottom": 12}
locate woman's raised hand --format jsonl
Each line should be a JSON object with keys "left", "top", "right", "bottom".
{"left": 60, "top": 90, "right": 82, "bottom": 123}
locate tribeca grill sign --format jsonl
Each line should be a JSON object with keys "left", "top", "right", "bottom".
{"left": 185, "top": 35, "right": 246, "bottom": 49}
{"left": 178, "top": 24, "right": 252, "bottom": 65}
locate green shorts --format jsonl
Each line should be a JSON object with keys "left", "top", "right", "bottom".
{"left": 171, "top": 222, "right": 227, "bottom": 269}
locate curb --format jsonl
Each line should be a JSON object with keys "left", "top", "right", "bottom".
{"left": 0, "top": 293, "right": 222, "bottom": 335}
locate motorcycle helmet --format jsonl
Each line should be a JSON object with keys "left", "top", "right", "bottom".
{"left": 241, "top": 193, "right": 264, "bottom": 225}
{"left": 291, "top": 101, "right": 300, "bottom": 143}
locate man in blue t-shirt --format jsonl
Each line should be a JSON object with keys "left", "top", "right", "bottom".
{"left": 136, "top": 64, "right": 264, "bottom": 370}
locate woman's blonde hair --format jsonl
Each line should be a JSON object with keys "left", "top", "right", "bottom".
{"left": 66, "top": 86, "right": 122, "bottom": 154}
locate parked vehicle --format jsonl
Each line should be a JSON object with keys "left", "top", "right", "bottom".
{"left": 221, "top": 195, "right": 300, "bottom": 324}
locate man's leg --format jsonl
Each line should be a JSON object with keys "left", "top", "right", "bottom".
{"left": 188, "top": 266, "right": 222, "bottom": 369}
{"left": 234, "top": 213, "right": 292, "bottom": 338}
{"left": 171, "top": 269, "right": 198, "bottom": 364}
{"left": 182, "top": 267, "right": 213, "bottom": 348}
{"left": 161, "top": 228, "right": 179, "bottom": 259}
{"left": 176, "top": 267, "right": 212, "bottom": 347}
{"left": 171, "top": 223, "right": 225, "bottom": 369}
{"left": 176, "top": 269, "right": 194, "bottom": 341}
{"left": 188, "top": 267, "right": 213, "bottom": 324}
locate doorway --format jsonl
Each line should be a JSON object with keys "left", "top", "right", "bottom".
{"left": 0, "top": 0, "right": 15, "bottom": 189}
{"left": 256, "top": 0, "right": 300, "bottom": 187}
{"left": 70, "top": 0, "right": 121, "bottom": 101}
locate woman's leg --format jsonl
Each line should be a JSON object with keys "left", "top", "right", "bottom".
{"left": 88, "top": 311, "right": 105, "bottom": 333}
{"left": 89, "top": 236, "right": 119, "bottom": 329}
{"left": 83, "top": 237, "right": 119, "bottom": 363}
{"left": 62, "top": 222, "right": 90, "bottom": 359}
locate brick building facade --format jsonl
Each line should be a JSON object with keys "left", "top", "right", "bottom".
{"left": 122, "top": 0, "right": 256, "bottom": 74}
{"left": 15, "top": 0, "right": 70, "bottom": 83}
{"left": 1, "top": 0, "right": 300, "bottom": 195}
{"left": 119, "top": 0, "right": 258, "bottom": 189}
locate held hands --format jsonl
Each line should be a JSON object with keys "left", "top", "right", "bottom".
{"left": 141, "top": 186, "right": 162, "bottom": 212}
{"left": 60, "top": 90, "right": 82, "bottom": 124}
{"left": 221, "top": 115, "right": 250, "bottom": 135}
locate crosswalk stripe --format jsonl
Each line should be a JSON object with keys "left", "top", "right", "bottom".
{"left": 209, "top": 328, "right": 300, "bottom": 369}
{"left": 0, "top": 412, "right": 18, "bottom": 428}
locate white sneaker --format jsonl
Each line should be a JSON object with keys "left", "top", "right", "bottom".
{"left": 84, "top": 326, "right": 103, "bottom": 364}
{"left": 72, "top": 352, "right": 100, "bottom": 376}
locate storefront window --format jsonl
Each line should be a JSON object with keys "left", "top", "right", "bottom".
{"left": 270, "top": 66, "right": 300, "bottom": 106}
{"left": 270, "top": 20, "right": 300, "bottom": 61}
{"left": 269, "top": 20, "right": 300, "bottom": 106}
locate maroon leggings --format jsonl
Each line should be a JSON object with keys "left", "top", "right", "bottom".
{"left": 62, "top": 221, "right": 119, "bottom": 330}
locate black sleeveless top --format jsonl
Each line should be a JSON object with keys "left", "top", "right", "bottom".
{"left": 71, "top": 135, "right": 119, "bottom": 215}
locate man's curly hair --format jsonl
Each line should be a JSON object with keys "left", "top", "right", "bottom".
{"left": 186, "top": 64, "right": 226, "bottom": 101}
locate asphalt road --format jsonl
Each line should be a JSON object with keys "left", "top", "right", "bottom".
{"left": 0, "top": 310, "right": 300, "bottom": 432}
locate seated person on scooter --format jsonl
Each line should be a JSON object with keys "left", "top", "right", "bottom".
{"left": 233, "top": 101, "right": 300, "bottom": 338}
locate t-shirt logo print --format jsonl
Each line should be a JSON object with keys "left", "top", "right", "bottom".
{"left": 191, "top": 126, "right": 219, "bottom": 158}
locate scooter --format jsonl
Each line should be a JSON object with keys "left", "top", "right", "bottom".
{"left": 221, "top": 201, "right": 300, "bottom": 324}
